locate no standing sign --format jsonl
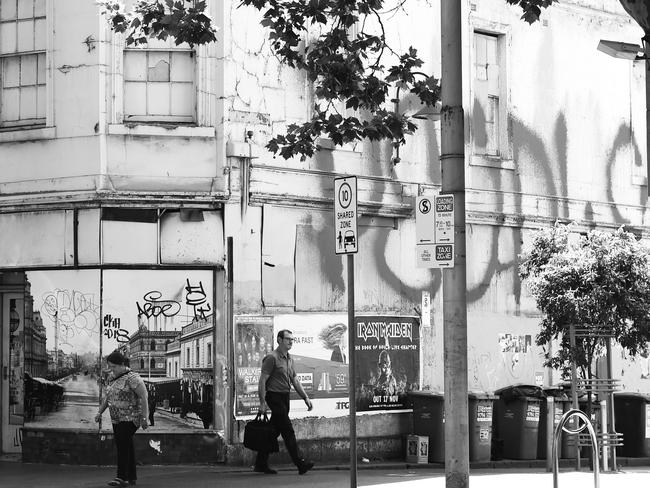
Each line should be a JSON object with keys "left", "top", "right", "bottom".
{"left": 334, "top": 176, "right": 358, "bottom": 254}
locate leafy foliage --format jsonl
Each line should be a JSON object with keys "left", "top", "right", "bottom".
{"left": 505, "top": 0, "right": 558, "bottom": 24}
{"left": 240, "top": 0, "right": 441, "bottom": 160}
{"left": 97, "top": 1, "right": 218, "bottom": 47}
{"left": 519, "top": 223, "right": 650, "bottom": 379}
{"left": 98, "top": 0, "right": 556, "bottom": 159}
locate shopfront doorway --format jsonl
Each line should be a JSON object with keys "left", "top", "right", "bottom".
{"left": 1, "top": 272, "right": 26, "bottom": 454}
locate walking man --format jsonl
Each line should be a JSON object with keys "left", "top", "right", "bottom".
{"left": 255, "top": 329, "right": 315, "bottom": 475}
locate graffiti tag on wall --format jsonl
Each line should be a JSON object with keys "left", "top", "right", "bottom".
{"left": 136, "top": 280, "right": 211, "bottom": 323}
{"left": 103, "top": 314, "right": 128, "bottom": 343}
{"left": 40, "top": 289, "right": 100, "bottom": 347}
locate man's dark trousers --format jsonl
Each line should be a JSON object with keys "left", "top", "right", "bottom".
{"left": 256, "top": 391, "right": 301, "bottom": 468}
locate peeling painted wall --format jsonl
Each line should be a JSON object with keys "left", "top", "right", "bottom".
{"left": 224, "top": 0, "right": 649, "bottom": 399}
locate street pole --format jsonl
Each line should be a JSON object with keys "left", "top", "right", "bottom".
{"left": 646, "top": 51, "right": 649, "bottom": 193}
{"left": 348, "top": 254, "right": 357, "bottom": 488}
{"left": 54, "top": 311, "right": 59, "bottom": 376}
{"left": 440, "top": 1, "right": 469, "bottom": 488}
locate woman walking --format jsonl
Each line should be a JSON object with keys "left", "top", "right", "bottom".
{"left": 95, "top": 351, "right": 149, "bottom": 487}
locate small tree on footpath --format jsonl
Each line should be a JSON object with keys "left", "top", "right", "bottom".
{"left": 519, "top": 223, "right": 650, "bottom": 388}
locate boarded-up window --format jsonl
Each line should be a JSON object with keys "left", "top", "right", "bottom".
{"left": 473, "top": 32, "right": 501, "bottom": 156}
{"left": 261, "top": 205, "right": 296, "bottom": 308}
{"left": 296, "top": 218, "right": 420, "bottom": 311}
{"left": 295, "top": 224, "right": 346, "bottom": 311}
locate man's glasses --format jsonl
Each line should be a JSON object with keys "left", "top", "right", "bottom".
{"left": 283, "top": 337, "right": 294, "bottom": 342}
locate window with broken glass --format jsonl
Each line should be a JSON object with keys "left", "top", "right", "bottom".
{"left": 123, "top": 38, "right": 195, "bottom": 123}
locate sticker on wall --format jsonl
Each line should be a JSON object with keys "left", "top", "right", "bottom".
{"left": 421, "top": 291, "right": 431, "bottom": 328}
{"left": 149, "top": 439, "right": 162, "bottom": 454}
{"left": 477, "top": 404, "right": 492, "bottom": 422}
{"left": 525, "top": 404, "right": 540, "bottom": 423}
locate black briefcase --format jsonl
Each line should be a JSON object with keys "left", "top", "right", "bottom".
{"left": 244, "top": 412, "right": 279, "bottom": 452}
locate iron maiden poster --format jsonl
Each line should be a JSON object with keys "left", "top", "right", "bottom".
{"left": 355, "top": 316, "right": 420, "bottom": 412}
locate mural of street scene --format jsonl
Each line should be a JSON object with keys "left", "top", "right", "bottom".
{"left": 18, "top": 269, "right": 222, "bottom": 433}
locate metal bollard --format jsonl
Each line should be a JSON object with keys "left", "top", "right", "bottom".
{"left": 546, "top": 396, "right": 554, "bottom": 472}
{"left": 553, "top": 409, "right": 600, "bottom": 488}
{"left": 600, "top": 399, "right": 608, "bottom": 471}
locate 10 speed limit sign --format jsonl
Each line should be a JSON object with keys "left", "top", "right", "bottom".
{"left": 334, "top": 176, "right": 358, "bottom": 254}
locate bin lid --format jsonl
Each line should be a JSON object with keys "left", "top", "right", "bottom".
{"left": 408, "top": 390, "right": 444, "bottom": 398}
{"left": 614, "top": 391, "right": 650, "bottom": 402}
{"left": 542, "top": 386, "right": 569, "bottom": 400}
{"left": 468, "top": 391, "right": 498, "bottom": 400}
{"left": 494, "top": 384, "right": 544, "bottom": 402}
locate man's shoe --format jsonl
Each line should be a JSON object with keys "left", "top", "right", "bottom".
{"left": 253, "top": 466, "right": 278, "bottom": 474}
{"left": 298, "top": 460, "right": 314, "bottom": 475}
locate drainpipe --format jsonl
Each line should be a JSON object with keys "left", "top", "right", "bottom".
{"left": 97, "top": 12, "right": 111, "bottom": 193}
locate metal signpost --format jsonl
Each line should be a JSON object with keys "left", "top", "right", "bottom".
{"left": 334, "top": 176, "right": 358, "bottom": 488}
{"left": 415, "top": 194, "right": 455, "bottom": 268}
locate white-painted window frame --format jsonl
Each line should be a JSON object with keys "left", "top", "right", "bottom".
{"left": 123, "top": 40, "right": 196, "bottom": 123}
{"left": 108, "top": 27, "right": 218, "bottom": 136}
{"left": 469, "top": 21, "right": 513, "bottom": 170}
{"left": 0, "top": 0, "right": 53, "bottom": 136}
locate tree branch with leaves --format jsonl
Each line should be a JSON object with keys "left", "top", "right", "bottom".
{"left": 98, "top": 0, "right": 557, "bottom": 159}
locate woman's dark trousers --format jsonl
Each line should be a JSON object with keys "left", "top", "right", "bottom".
{"left": 113, "top": 422, "right": 138, "bottom": 481}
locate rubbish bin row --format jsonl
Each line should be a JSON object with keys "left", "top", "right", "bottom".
{"left": 408, "top": 386, "right": 650, "bottom": 463}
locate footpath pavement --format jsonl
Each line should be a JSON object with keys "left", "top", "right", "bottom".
{"left": 2, "top": 458, "right": 650, "bottom": 488}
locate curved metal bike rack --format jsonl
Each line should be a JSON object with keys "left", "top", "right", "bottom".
{"left": 552, "top": 408, "right": 600, "bottom": 488}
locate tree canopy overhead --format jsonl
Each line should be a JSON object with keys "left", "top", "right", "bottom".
{"left": 99, "top": 0, "right": 557, "bottom": 160}
{"left": 519, "top": 223, "right": 650, "bottom": 378}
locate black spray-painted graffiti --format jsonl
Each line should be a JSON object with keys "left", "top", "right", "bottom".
{"left": 136, "top": 291, "right": 182, "bottom": 319}
{"left": 136, "top": 280, "right": 211, "bottom": 322}
{"left": 184, "top": 279, "right": 211, "bottom": 321}
{"left": 41, "top": 289, "right": 100, "bottom": 347}
{"left": 103, "top": 314, "right": 129, "bottom": 343}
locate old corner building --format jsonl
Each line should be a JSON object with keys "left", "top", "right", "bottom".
{"left": 1, "top": 0, "right": 649, "bottom": 466}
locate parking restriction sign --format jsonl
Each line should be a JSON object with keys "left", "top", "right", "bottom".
{"left": 415, "top": 194, "right": 455, "bottom": 268}
{"left": 334, "top": 176, "right": 358, "bottom": 254}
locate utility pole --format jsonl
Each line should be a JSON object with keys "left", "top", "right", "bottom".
{"left": 440, "top": 1, "right": 469, "bottom": 488}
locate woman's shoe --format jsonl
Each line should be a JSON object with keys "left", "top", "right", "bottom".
{"left": 107, "top": 479, "right": 128, "bottom": 487}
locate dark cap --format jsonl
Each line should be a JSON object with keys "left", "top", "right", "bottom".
{"left": 106, "top": 350, "right": 128, "bottom": 366}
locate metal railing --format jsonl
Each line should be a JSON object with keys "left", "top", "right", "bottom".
{"left": 553, "top": 409, "right": 600, "bottom": 488}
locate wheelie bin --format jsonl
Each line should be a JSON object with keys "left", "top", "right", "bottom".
{"left": 493, "top": 384, "right": 544, "bottom": 460}
{"left": 615, "top": 392, "right": 650, "bottom": 457}
{"left": 468, "top": 392, "right": 498, "bottom": 462}
{"left": 410, "top": 391, "right": 445, "bottom": 463}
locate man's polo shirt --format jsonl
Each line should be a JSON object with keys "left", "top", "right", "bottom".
{"left": 261, "top": 348, "right": 295, "bottom": 393}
